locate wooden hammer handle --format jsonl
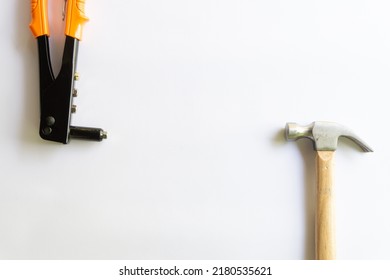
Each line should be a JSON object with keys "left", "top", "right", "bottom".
{"left": 316, "top": 151, "right": 336, "bottom": 260}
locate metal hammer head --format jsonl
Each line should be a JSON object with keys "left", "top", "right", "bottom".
{"left": 285, "top": 121, "right": 373, "bottom": 152}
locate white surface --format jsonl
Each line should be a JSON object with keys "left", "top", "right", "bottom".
{"left": 0, "top": 0, "right": 389, "bottom": 259}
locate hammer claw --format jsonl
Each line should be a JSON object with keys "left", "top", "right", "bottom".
{"left": 286, "top": 121, "right": 373, "bottom": 152}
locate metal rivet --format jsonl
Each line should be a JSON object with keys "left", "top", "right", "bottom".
{"left": 42, "top": 127, "right": 52, "bottom": 135}
{"left": 46, "top": 116, "right": 55, "bottom": 126}
{"left": 73, "top": 89, "right": 78, "bottom": 97}
{"left": 71, "top": 105, "right": 77, "bottom": 113}
{"left": 74, "top": 72, "right": 79, "bottom": 81}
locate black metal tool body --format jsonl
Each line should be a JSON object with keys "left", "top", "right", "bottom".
{"left": 30, "top": 0, "right": 106, "bottom": 144}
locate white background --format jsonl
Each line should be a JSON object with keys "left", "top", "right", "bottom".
{"left": 0, "top": 0, "right": 388, "bottom": 259}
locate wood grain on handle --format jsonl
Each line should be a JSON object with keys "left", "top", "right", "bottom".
{"left": 316, "top": 151, "right": 336, "bottom": 260}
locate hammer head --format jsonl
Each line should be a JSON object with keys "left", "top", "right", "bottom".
{"left": 285, "top": 121, "right": 373, "bottom": 152}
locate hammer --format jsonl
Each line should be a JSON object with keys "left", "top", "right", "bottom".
{"left": 285, "top": 121, "right": 372, "bottom": 260}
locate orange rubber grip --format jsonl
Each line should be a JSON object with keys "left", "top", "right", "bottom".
{"left": 65, "top": 0, "right": 89, "bottom": 40}
{"left": 29, "top": 0, "right": 50, "bottom": 37}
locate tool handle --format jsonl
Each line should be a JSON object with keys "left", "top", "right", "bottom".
{"left": 29, "top": 0, "right": 50, "bottom": 37}
{"left": 65, "top": 0, "right": 89, "bottom": 40}
{"left": 316, "top": 151, "right": 336, "bottom": 260}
